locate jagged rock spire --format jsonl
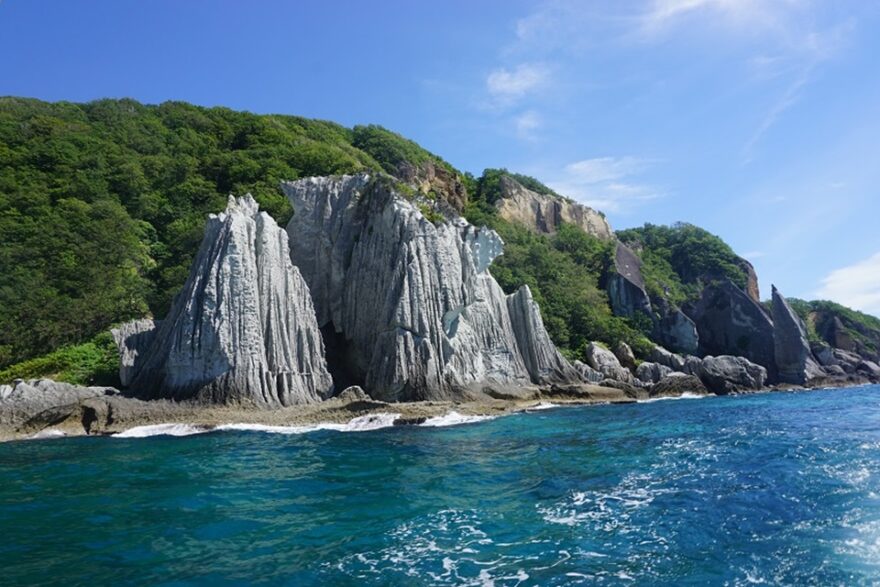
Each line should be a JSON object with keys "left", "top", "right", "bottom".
{"left": 118, "top": 194, "right": 333, "bottom": 406}
{"left": 283, "top": 174, "right": 580, "bottom": 402}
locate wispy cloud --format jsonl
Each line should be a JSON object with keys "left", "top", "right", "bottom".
{"left": 547, "top": 156, "right": 663, "bottom": 214}
{"left": 816, "top": 252, "right": 880, "bottom": 317}
{"left": 486, "top": 63, "right": 550, "bottom": 103}
{"left": 513, "top": 110, "right": 542, "bottom": 140}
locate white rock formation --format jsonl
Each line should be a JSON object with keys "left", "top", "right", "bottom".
{"left": 283, "top": 174, "right": 581, "bottom": 401}
{"left": 121, "top": 195, "right": 332, "bottom": 406}
{"left": 495, "top": 175, "right": 613, "bottom": 239}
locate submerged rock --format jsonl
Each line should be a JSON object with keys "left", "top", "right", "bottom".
{"left": 283, "top": 174, "right": 581, "bottom": 402}
{"left": 121, "top": 195, "right": 333, "bottom": 406}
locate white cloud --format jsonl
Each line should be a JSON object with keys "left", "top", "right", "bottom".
{"left": 816, "top": 252, "right": 880, "bottom": 316}
{"left": 513, "top": 110, "right": 542, "bottom": 140}
{"left": 564, "top": 156, "right": 649, "bottom": 183}
{"left": 486, "top": 63, "right": 549, "bottom": 101}
{"left": 547, "top": 156, "right": 662, "bottom": 214}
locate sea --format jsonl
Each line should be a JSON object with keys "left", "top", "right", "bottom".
{"left": 1, "top": 385, "right": 879, "bottom": 586}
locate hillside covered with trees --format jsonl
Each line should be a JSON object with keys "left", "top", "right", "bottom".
{"left": 1, "top": 97, "right": 874, "bottom": 384}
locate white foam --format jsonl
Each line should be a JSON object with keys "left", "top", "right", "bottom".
{"left": 218, "top": 412, "right": 402, "bottom": 435}
{"left": 29, "top": 429, "right": 67, "bottom": 439}
{"left": 527, "top": 402, "right": 560, "bottom": 411}
{"left": 112, "top": 423, "right": 209, "bottom": 438}
{"left": 421, "top": 411, "right": 496, "bottom": 427}
{"left": 639, "top": 392, "right": 706, "bottom": 403}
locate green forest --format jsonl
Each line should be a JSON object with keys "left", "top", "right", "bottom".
{"left": 2, "top": 97, "right": 878, "bottom": 385}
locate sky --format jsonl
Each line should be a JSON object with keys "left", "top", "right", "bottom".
{"left": 2, "top": 0, "right": 880, "bottom": 315}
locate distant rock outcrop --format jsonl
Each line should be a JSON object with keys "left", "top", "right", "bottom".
{"left": 119, "top": 195, "right": 333, "bottom": 406}
{"left": 283, "top": 174, "right": 581, "bottom": 402}
{"left": 495, "top": 175, "right": 613, "bottom": 240}
{"left": 607, "top": 242, "right": 653, "bottom": 320}
{"left": 771, "top": 286, "right": 824, "bottom": 384}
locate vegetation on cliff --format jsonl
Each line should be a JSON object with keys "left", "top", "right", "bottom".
{"left": 616, "top": 222, "right": 749, "bottom": 305}
{"left": 1, "top": 97, "right": 874, "bottom": 383}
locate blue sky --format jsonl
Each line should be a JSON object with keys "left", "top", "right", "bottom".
{"left": 2, "top": 0, "right": 879, "bottom": 314}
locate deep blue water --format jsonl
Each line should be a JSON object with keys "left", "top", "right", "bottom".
{"left": 2, "top": 386, "right": 880, "bottom": 586}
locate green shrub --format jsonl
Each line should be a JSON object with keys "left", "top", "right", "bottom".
{"left": 0, "top": 331, "right": 120, "bottom": 386}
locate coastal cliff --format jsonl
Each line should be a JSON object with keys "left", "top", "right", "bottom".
{"left": 117, "top": 195, "right": 332, "bottom": 406}
{"left": 283, "top": 174, "right": 580, "bottom": 401}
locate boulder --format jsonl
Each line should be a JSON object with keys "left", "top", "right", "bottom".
{"left": 636, "top": 361, "right": 673, "bottom": 384}
{"left": 614, "top": 341, "right": 637, "bottom": 371}
{"left": 584, "top": 342, "right": 634, "bottom": 383}
{"left": 649, "top": 345, "right": 686, "bottom": 372}
{"left": 0, "top": 379, "right": 116, "bottom": 431}
{"left": 811, "top": 342, "right": 837, "bottom": 367}
{"left": 770, "top": 285, "right": 824, "bottom": 384}
{"left": 697, "top": 355, "right": 767, "bottom": 394}
{"left": 833, "top": 349, "right": 863, "bottom": 373}
{"left": 857, "top": 360, "right": 880, "bottom": 380}
{"left": 122, "top": 195, "right": 333, "bottom": 406}
{"left": 284, "top": 174, "right": 581, "bottom": 402}
{"left": 572, "top": 360, "right": 604, "bottom": 383}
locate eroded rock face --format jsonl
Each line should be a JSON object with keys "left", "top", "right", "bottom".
{"left": 283, "top": 174, "right": 580, "bottom": 402}
{"left": 607, "top": 243, "right": 653, "bottom": 320}
{"left": 122, "top": 195, "right": 333, "bottom": 406}
{"left": 394, "top": 160, "right": 468, "bottom": 212}
{"left": 495, "top": 175, "right": 613, "bottom": 239}
{"left": 111, "top": 319, "right": 158, "bottom": 387}
{"left": 771, "top": 286, "right": 824, "bottom": 384}
{"left": 688, "top": 280, "right": 776, "bottom": 379}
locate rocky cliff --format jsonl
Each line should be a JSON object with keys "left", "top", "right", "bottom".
{"left": 771, "top": 286, "right": 824, "bottom": 384}
{"left": 495, "top": 175, "right": 613, "bottom": 240}
{"left": 118, "top": 195, "right": 333, "bottom": 406}
{"left": 283, "top": 173, "right": 581, "bottom": 402}
{"left": 688, "top": 279, "right": 777, "bottom": 379}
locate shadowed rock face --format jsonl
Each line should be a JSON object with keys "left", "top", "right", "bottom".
{"left": 120, "top": 195, "right": 333, "bottom": 406}
{"left": 771, "top": 285, "right": 824, "bottom": 384}
{"left": 495, "top": 176, "right": 613, "bottom": 240}
{"left": 607, "top": 243, "right": 653, "bottom": 320}
{"left": 283, "top": 174, "right": 580, "bottom": 402}
{"left": 688, "top": 279, "right": 777, "bottom": 379}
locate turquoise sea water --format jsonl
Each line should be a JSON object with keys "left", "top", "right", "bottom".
{"left": 2, "top": 386, "right": 880, "bottom": 586}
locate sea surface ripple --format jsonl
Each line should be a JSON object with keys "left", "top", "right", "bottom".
{"left": 2, "top": 386, "right": 880, "bottom": 585}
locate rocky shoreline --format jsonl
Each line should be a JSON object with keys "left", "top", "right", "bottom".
{"left": 3, "top": 375, "right": 876, "bottom": 443}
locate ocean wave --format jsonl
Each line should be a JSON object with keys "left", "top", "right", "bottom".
{"left": 29, "top": 429, "right": 67, "bottom": 440}
{"left": 639, "top": 392, "right": 706, "bottom": 403}
{"left": 420, "top": 411, "right": 496, "bottom": 427}
{"left": 526, "top": 402, "right": 560, "bottom": 411}
{"left": 112, "top": 423, "right": 209, "bottom": 438}
{"left": 218, "top": 412, "right": 402, "bottom": 435}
